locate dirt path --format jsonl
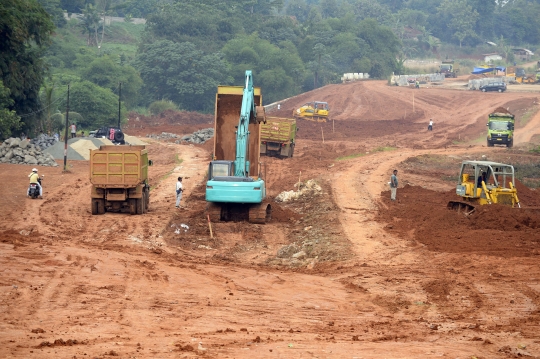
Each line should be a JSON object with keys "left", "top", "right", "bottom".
{"left": 2, "top": 80, "right": 540, "bottom": 358}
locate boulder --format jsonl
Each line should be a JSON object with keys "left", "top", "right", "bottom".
{"left": 24, "top": 155, "right": 38, "bottom": 165}
{"left": 19, "top": 140, "right": 29, "bottom": 149}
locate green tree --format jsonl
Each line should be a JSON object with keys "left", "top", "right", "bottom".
{"left": 0, "top": 81, "right": 23, "bottom": 139}
{"left": 0, "top": 0, "right": 54, "bottom": 131}
{"left": 81, "top": 56, "right": 143, "bottom": 108}
{"left": 438, "top": 0, "right": 479, "bottom": 47}
{"left": 62, "top": 81, "right": 125, "bottom": 128}
{"left": 135, "top": 40, "right": 231, "bottom": 111}
{"left": 37, "top": 0, "right": 67, "bottom": 28}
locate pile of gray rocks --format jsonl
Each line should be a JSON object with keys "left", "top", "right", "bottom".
{"left": 30, "top": 134, "right": 58, "bottom": 150}
{"left": 0, "top": 137, "right": 58, "bottom": 166}
{"left": 146, "top": 132, "right": 179, "bottom": 140}
{"left": 176, "top": 128, "right": 214, "bottom": 144}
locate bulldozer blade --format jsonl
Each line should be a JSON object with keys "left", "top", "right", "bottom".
{"left": 447, "top": 201, "right": 475, "bottom": 215}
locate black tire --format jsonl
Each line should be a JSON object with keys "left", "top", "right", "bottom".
{"left": 498, "top": 89, "right": 502, "bottom": 93}
{"left": 507, "top": 141, "right": 513, "bottom": 148}
{"left": 97, "top": 199, "right": 105, "bottom": 214}
{"left": 114, "top": 131, "right": 124, "bottom": 143}
{"left": 142, "top": 191, "right": 148, "bottom": 214}
{"left": 91, "top": 200, "right": 98, "bottom": 215}
{"left": 487, "top": 140, "right": 494, "bottom": 147}
{"left": 136, "top": 198, "right": 144, "bottom": 214}
{"left": 290, "top": 144, "right": 295, "bottom": 158}
{"left": 144, "top": 189, "right": 150, "bottom": 211}
{"left": 129, "top": 199, "right": 137, "bottom": 215}
{"left": 482, "top": 88, "right": 486, "bottom": 92}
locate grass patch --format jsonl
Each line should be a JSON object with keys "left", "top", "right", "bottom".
{"left": 175, "top": 154, "right": 183, "bottom": 165}
{"left": 150, "top": 169, "right": 174, "bottom": 190}
{"left": 337, "top": 146, "right": 396, "bottom": 161}
{"left": 337, "top": 152, "right": 366, "bottom": 161}
{"left": 518, "top": 106, "right": 538, "bottom": 127}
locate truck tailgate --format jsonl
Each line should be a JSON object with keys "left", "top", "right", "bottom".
{"left": 90, "top": 146, "right": 148, "bottom": 187}
{"left": 261, "top": 117, "right": 295, "bottom": 142}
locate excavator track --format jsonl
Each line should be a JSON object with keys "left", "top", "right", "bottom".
{"left": 206, "top": 203, "right": 222, "bottom": 222}
{"left": 248, "top": 202, "right": 272, "bottom": 224}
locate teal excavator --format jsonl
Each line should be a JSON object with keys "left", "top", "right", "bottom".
{"left": 205, "top": 71, "right": 272, "bottom": 223}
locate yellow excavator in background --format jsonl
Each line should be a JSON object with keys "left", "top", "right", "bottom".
{"left": 447, "top": 161, "right": 520, "bottom": 215}
{"left": 293, "top": 101, "right": 330, "bottom": 122}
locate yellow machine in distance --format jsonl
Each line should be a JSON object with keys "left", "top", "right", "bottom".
{"left": 293, "top": 101, "right": 330, "bottom": 122}
{"left": 447, "top": 161, "right": 520, "bottom": 214}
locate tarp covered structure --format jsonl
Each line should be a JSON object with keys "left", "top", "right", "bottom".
{"left": 471, "top": 66, "right": 506, "bottom": 74}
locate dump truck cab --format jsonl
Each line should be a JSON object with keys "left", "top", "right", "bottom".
{"left": 439, "top": 61, "right": 458, "bottom": 78}
{"left": 487, "top": 111, "right": 514, "bottom": 147}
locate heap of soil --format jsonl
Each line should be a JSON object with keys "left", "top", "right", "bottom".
{"left": 491, "top": 106, "right": 512, "bottom": 114}
{"left": 377, "top": 184, "right": 540, "bottom": 257}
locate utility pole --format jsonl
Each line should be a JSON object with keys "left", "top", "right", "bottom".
{"left": 63, "top": 84, "right": 70, "bottom": 170}
{"left": 117, "top": 82, "right": 122, "bottom": 128}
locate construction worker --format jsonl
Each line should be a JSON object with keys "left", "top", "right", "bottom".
{"left": 175, "top": 177, "right": 183, "bottom": 208}
{"left": 27, "top": 168, "right": 42, "bottom": 198}
{"left": 415, "top": 80, "right": 420, "bottom": 89}
{"left": 390, "top": 169, "right": 398, "bottom": 201}
{"left": 428, "top": 119, "right": 433, "bottom": 131}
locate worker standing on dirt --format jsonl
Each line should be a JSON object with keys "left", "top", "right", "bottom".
{"left": 175, "top": 177, "right": 183, "bottom": 208}
{"left": 70, "top": 123, "right": 76, "bottom": 139}
{"left": 390, "top": 170, "right": 398, "bottom": 201}
{"left": 428, "top": 119, "right": 433, "bottom": 131}
{"left": 415, "top": 80, "right": 420, "bottom": 89}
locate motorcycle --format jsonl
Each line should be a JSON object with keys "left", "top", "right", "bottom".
{"left": 28, "top": 175, "right": 44, "bottom": 199}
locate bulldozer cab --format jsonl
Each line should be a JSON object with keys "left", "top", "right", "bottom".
{"left": 314, "top": 102, "right": 329, "bottom": 110}
{"left": 457, "top": 161, "right": 515, "bottom": 197}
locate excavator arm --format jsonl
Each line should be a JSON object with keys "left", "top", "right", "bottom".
{"left": 234, "top": 71, "right": 257, "bottom": 177}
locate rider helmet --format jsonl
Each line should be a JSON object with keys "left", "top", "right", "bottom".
{"left": 32, "top": 168, "right": 38, "bottom": 172}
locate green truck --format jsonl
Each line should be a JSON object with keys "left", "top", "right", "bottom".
{"left": 260, "top": 117, "right": 297, "bottom": 158}
{"left": 90, "top": 145, "right": 151, "bottom": 215}
{"left": 486, "top": 110, "right": 515, "bottom": 148}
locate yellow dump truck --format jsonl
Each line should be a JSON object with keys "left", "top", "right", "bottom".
{"left": 90, "top": 145, "right": 151, "bottom": 215}
{"left": 260, "top": 117, "right": 297, "bottom": 158}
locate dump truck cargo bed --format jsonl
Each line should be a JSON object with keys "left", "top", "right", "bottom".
{"left": 90, "top": 145, "right": 149, "bottom": 187}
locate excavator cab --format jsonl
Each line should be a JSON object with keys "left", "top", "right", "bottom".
{"left": 448, "top": 160, "right": 520, "bottom": 214}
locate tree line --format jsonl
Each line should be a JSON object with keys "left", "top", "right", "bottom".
{"left": 1, "top": 0, "right": 540, "bottom": 139}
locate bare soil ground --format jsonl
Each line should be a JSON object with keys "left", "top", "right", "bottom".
{"left": 2, "top": 80, "right": 540, "bottom": 358}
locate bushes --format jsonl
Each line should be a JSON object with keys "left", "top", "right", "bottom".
{"left": 148, "top": 100, "right": 178, "bottom": 115}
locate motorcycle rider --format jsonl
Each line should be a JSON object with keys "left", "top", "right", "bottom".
{"left": 27, "top": 168, "right": 43, "bottom": 199}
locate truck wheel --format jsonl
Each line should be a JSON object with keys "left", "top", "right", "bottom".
{"left": 97, "top": 199, "right": 106, "bottom": 214}
{"left": 142, "top": 191, "right": 148, "bottom": 213}
{"left": 507, "top": 141, "right": 513, "bottom": 148}
{"left": 144, "top": 190, "right": 150, "bottom": 211}
{"left": 290, "top": 144, "right": 295, "bottom": 158}
{"left": 91, "top": 200, "right": 98, "bottom": 215}
{"left": 136, "top": 198, "right": 144, "bottom": 214}
{"left": 487, "top": 140, "right": 494, "bottom": 147}
{"left": 129, "top": 199, "right": 137, "bottom": 215}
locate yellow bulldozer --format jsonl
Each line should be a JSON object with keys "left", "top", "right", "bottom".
{"left": 293, "top": 101, "right": 330, "bottom": 122}
{"left": 447, "top": 161, "right": 520, "bottom": 215}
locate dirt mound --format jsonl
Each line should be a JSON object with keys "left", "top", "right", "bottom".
{"left": 125, "top": 110, "right": 213, "bottom": 137}
{"left": 491, "top": 106, "right": 512, "bottom": 114}
{"left": 377, "top": 184, "right": 540, "bottom": 257}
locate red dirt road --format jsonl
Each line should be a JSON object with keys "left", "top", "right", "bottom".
{"left": 1, "top": 80, "right": 540, "bottom": 358}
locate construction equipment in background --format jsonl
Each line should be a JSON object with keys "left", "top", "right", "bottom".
{"left": 487, "top": 108, "right": 515, "bottom": 147}
{"left": 205, "top": 70, "right": 271, "bottom": 224}
{"left": 447, "top": 161, "right": 520, "bottom": 215}
{"left": 293, "top": 101, "right": 330, "bottom": 122}
{"left": 260, "top": 117, "right": 297, "bottom": 159}
{"left": 438, "top": 60, "right": 459, "bottom": 78}
{"left": 90, "top": 145, "right": 151, "bottom": 215}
